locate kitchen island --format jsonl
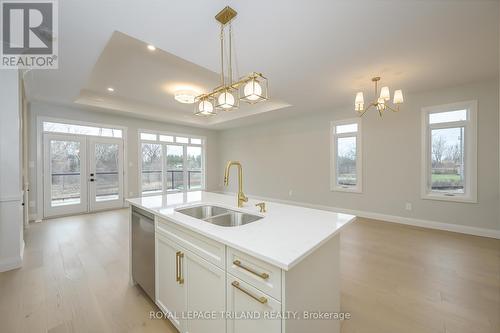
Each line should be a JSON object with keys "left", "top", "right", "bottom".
{"left": 128, "top": 191, "right": 355, "bottom": 333}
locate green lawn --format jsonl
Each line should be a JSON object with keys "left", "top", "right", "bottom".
{"left": 431, "top": 173, "right": 462, "bottom": 182}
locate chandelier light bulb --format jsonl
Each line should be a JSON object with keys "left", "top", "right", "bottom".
{"left": 244, "top": 81, "right": 262, "bottom": 101}
{"left": 198, "top": 100, "right": 214, "bottom": 114}
{"left": 218, "top": 91, "right": 235, "bottom": 109}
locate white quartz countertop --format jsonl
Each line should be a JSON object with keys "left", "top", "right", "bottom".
{"left": 127, "top": 191, "right": 355, "bottom": 271}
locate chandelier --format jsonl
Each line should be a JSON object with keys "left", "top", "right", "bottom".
{"left": 355, "top": 77, "right": 404, "bottom": 117}
{"left": 195, "top": 6, "right": 269, "bottom": 116}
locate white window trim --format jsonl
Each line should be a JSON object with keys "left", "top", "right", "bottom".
{"left": 421, "top": 100, "right": 477, "bottom": 203}
{"left": 330, "top": 118, "right": 363, "bottom": 193}
{"left": 138, "top": 129, "right": 207, "bottom": 196}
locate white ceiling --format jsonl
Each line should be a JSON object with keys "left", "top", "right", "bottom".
{"left": 25, "top": 0, "right": 499, "bottom": 129}
{"left": 74, "top": 31, "right": 291, "bottom": 128}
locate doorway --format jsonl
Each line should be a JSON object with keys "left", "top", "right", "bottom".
{"left": 43, "top": 132, "right": 124, "bottom": 218}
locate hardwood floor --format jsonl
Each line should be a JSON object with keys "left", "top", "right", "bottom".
{"left": 340, "top": 219, "right": 500, "bottom": 333}
{"left": 0, "top": 209, "right": 176, "bottom": 333}
{"left": 0, "top": 209, "right": 498, "bottom": 333}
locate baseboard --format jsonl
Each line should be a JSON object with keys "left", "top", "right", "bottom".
{"left": 216, "top": 191, "right": 500, "bottom": 239}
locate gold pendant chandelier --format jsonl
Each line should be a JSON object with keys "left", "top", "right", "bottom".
{"left": 355, "top": 77, "right": 404, "bottom": 117}
{"left": 195, "top": 6, "right": 269, "bottom": 116}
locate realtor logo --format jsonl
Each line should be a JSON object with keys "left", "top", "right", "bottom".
{"left": 1, "top": 0, "right": 58, "bottom": 69}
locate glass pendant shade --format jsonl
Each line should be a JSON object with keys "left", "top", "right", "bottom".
{"left": 241, "top": 74, "right": 268, "bottom": 104}
{"left": 194, "top": 96, "right": 216, "bottom": 116}
{"left": 393, "top": 89, "right": 404, "bottom": 104}
{"left": 380, "top": 86, "right": 390, "bottom": 101}
{"left": 215, "top": 87, "right": 239, "bottom": 110}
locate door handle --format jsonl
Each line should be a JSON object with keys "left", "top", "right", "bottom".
{"left": 89, "top": 179, "right": 95, "bottom": 182}
{"left": 90, "top": 173, "right": 94, "bottom": 176}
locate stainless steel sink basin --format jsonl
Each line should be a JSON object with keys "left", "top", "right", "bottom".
{"left": 175, "top": 205, "right": 262, "bottom": 227}
{"left": 176, "top": 205, "right": 228, "bottom": 219}
{"left": 205, "top": 211, "right": 262, "bottom": 227}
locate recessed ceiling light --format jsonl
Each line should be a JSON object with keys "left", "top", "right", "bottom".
{"left": 147, "top": 44, "right": 156, "bottom": 51}
{"left": 174, "top": 90, "right": 196, "bottom": 104}
{"left": 107, "top": 87, "right": 115, "bottom": 92}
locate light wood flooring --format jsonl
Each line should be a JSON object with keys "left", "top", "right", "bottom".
{"left": 0, "top": 209, "right": 498, "bottom": 333}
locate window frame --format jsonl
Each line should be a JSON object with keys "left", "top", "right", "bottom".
{"left": 421, "top": 100, "right": 477, "bottom": 203}
{"left": 330, "top": 118, "right": 363, "bottom": 193}
{"left": 138, "top": 129, "right": 206, "bottom": 196}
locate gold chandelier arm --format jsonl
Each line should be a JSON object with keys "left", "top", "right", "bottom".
{"left": 358, "top": 104, "right": 373, "bottom": 117}
{"left": 385, "top": 104, "right": 400, "bottom": 113}
{"left": 228, "top": 23, "right": 233, "bottom": 85}
{"left": 220, "top": 25, "right": 225, "bottom": 86}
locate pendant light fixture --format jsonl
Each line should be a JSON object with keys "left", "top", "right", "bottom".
{"left": 194, "top": 6, "right": 269, "bottom": 116}
{"left": 355, "top": 77, "right": 404, "bottom": 117}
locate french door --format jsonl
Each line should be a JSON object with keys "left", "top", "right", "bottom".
{"left": 43, "top": 133, "right": 124, "bottom": 218}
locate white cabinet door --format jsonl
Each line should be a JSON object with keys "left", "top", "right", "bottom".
{"left": 156, "top": 234, "right": 186, "bottom": 331}
{"left": 184, "top": 252, "right": 226, "bottom": 333}
{"left": 226, "top": 275, "right": 281, "bottom": 333}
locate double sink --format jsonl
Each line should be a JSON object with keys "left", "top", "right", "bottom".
{"left": 175, "top": 205, "right": 262, "bottom": 227}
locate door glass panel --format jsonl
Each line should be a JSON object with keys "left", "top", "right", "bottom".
{"left": 336, "top": 136, "right": 357, "bottom": 186}
{"left": 431, "top": 127, "right": 465, "bottom": 194}
{"left": 166, "top": 145, "right": 184, "bottom": 191}
{"left": 187, "top": 146, "right": 202, "bottom": 189}
{"left": 141, "top": 143, "right": 163, "bottom": 194}
{"left": 50, "top": 140, "right": 81, "bottom": 206}
{"left": 95, "top": 143, "right": 120, "bottom": 201}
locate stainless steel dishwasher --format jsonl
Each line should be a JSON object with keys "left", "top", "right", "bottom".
{"left": 131, "top": 206, "right": 155, "bottom": 300}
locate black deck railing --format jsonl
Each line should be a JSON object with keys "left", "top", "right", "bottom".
{"left": 142, "top": 170, "right": 201, "bottom": 190}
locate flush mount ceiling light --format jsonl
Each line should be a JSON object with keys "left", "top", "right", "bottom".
{"left": 194, "top": 6, "right": 269, "bottom": 117}
{"left": 107, "top": 87, "right": 115, "bottom": 92}
{"left": 174, "top": 90, "right": 196, "bottom": 104}
{"left": 355, "top": 77, "right": 404, "bottom": 117}
{"left": 147, "top": 44, "right": 156, "bottom": 51}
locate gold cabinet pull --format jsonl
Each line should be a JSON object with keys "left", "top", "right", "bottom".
{"left": 233, "top": 260, "right": 269, "bottom": 280}
{"left": 176, "top": 251, "right": 184, "bottom": 284}
{"left": 231, "top": 281, "right": 267, "bottom": 304}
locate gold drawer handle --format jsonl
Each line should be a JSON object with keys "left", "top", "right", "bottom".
{"left": 233, "top": 260, "right": 269, "bottom": 280}
{"left": 176, "top": 251, "right": 184, "bottom": 284}
{"left": 231, "top": 281, "right": 267, "bottom": 304}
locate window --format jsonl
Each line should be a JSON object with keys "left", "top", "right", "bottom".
{"left": 421, "top": 101, "right": 477, "bottom": 202}
{"left": 139, "top": 131, "right": 205, "bottom": 195}
{"left": 331, "top": 118, "right": 362, "bottom": 192}
{"left": 43, "top": 121, "right": 122, "bottom": 138}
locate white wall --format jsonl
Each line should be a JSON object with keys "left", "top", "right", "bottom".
{"left": 0, "top": 71, "right": 24, "bottom": 271}
{"left": 28, "top": 102, "right": 219, "bottom": 220}
{"left": 217, "top": 79, "right": 500, "bottom": 233}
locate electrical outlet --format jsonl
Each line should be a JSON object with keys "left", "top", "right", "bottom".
{"left": 288, "top": 189, "right": 293, "bottom": 197}
{"left": 405, "top": 202, "right": 412, "bottom": 211}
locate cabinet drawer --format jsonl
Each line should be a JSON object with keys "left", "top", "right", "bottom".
{"left": 227, "top": 248, "right": 282, "bottom": 301}
{"left": 227, "top": 274, "right": 281, "bottom": 333}
{"left": 156, "top": 216, "right": 226, "bottom": 269}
